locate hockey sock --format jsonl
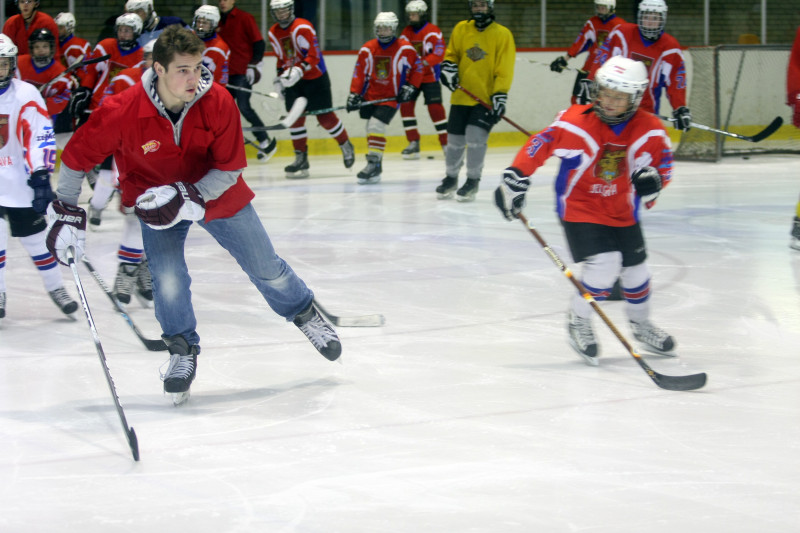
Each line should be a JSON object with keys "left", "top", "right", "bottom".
{"left": 571, "top": 251, "right": 623, "bottom": 317}
{"left": 0, "top": 218, "right": 7, "bottom": 291}
{"left": 90, "top": 169, "right": 117, "bottom": 210}
{"left": 445, "top": 133, "right": 466, "bottom": 177}
{"left": 400, "top": 101, "right": 420, "bottom": 142}
{"left": 316, "top": 113, "right": 348, "bottom": 144}
{"left": 288, "top": 116, "right": 308, "bottom": 153}
{"left": 428, "top": 103, "right": 448, "bottom": 146}
{"left": 465, "top": 124, "right": 489, "bottom": 181}
{"left": 19, "top": 231, "right": 61, "bottom": 291}
{"left": 621, "top": 262, "right": 652, "bottom": 323}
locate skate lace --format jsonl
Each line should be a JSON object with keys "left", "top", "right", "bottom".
{"left": 137, "top": 262, "right": 152, "bottom": 292}
{"left": 570, "top": 315, "right": 596, "bottom": 348}
{"left": 297, "top": 314, "right": 337, "bottom": 350}
{"left": 114, "top": 265, "right": 138, "bottom": 296}
{"left": 49, "top": 287, "right": 73, "bottom": 307}
{"left": 0, "top": 292, "right": 6, "bottom": 310}
{"left": 161, "top": 354, "right": 195, "bottom": 382}
{"left": 632, "top": 320, "right": 669, "bottom": 348}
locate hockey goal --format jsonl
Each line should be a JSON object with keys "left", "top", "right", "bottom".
{"left": 674, "top": 45, "right": 800, "bottom": 162}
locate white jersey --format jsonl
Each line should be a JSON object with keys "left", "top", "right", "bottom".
{"left": 0, "top": 78, "right": 56, "bottom": 208}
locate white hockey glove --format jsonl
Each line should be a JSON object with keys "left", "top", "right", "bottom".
{"left": 246, "top": 63, "right": 262, "bottom": 85}
{"left": 491, "top": 92, "right": 507, "bottom": 124}
{"left": 46, "top": 200, "right": 87, "bottom": 266}
{"left": 279, "top": 66, "right": 304, "bottom": 88}
{"left": 672, "top": 106, "right": 692, "bottom": 132}
{"left": 631, "top": 166, "right": 662, "bottom": 205}
{"left": 272, "top": 77, "right": 285, "bottom": 99}
{"left": 134, "top": 182, "right": 206, "bottom": 230}
{"left": 494, "top": 168, "right": 530, "bottom": 221}
{"left": 440, "top": 60, "right": 459, "bottom": 92}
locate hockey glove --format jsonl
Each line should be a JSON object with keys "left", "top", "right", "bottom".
{"left": 793, "top": 94, "right": 800, "bottom": 128}
{"left": 631, "top": 166, "right": 662, "bottom": 205}
{"left": 46, "top": 200, "right": 86, "bottom": 266}
{"left": 346, "top": 92, "right": 363, "bottom": 112}
{"left": 491, "top": 92, "right": 507, "bottom": 124}
{"left": 279, "top": 65, "right": 304, "bottom": 88}
{"left": 28, "top": 168, "right": 54, "bottom": 214}
{"left": 246, "top": 63, "right": 262, "bottom": 85}
{"left": 494, "top": 168, "right": 530, "bottom": 221}
{"left": 573, "top": 70, "right": 592, "bottom": 105}
{"left": 550, "top": 56, "right": 568, "bottom": 73}
{"left": 397, "top": 83, "right": 418, "bottom": 103}
{"left": 673, "top": 106, "right": 692, "bottom": 132}
{"left": 68, "top": 86, "right": 92, "bottom": 118}
{"left": 134, "top": 182, "right": 206, "bottom": 230}
{"left": 440, "top": 60, "right": 459, "bottom": 92}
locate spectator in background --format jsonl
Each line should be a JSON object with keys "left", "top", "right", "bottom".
{"left": 218, "top": 0, "right": 277, "bottom": 160}
{"left": 54, "top": 12, "right": 90, "bottom": 68}
{"left": 2, "top": 0, "right": 59, "bottom": 58}
{"left": 786, "top": 24, "right": 800, "bottom": 250}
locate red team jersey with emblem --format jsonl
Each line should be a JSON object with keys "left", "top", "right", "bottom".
{"left": 510, "top": 105, "right": 673, "bottom": 227}
{"left": 787, "top": 26, "right": 800, "bottom": 106}
{"left": 15, "top": 54, "right": 71, "bottom": 116}
{"left": 200, "top": 34, "right": 230, "bottom": 85}
{"left": 76, "top": 38, "right": 144, "bottom": 111}
{"left": 350, "top": 37, "right": 424, "bottom": 105}
{"left": 268, "top": 18, "right": 326, "bottom": 80}
{"left": 566, "top": 15, "right": 626, "bottom": 72}
{"left": 400, "top": 21, "right": 445, "bottom": 84}
{"left": 59, "top": 34, "right": 91, "bottom": 68}
{"left": 590, "top": 23, "right": 687, "bottom": 114}
{"left": 103, "top": 66, "right": 144, "bottom": 99}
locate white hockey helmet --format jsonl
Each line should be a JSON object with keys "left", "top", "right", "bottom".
{"left": 592, "top": 56, "right": 648, "bottom": 124}
{"left": 269, "top": 0, "right": 295, "bottom": 27}
{"left": 0, "top": 33, "right": 18, "bottom": 90}
{"left": 125, "top": 0, "right": 155, "bottom": 28}
{"left": 115, "top": 12, "right": 143, "bottom": 51}
{"left": 374, "top": 12, "right": 399, "bottom": 43}
{"left": 637, "top": 0, "right": 667, "bottom": 41}
{"left": 55, "top": 12, "right": 77, "bottom": 34}
{"left": 406, "top": 0, "right": 428, "bottom": 15}
{"left": 143, "top": 38, "right": 156, "bottom": 55}
{"left": 193, "top": 5, "right": 220, "bottom": 39}
{"left": 595, "top": 0, "right": 616, "bottom": 20}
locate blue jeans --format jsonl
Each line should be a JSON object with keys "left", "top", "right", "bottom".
{"left": 140, "top": 203, "right": 313, "bottom": 346}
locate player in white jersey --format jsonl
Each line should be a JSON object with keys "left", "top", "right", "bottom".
{"left": 0, "top": 34, "right": 77, "bottom": 320}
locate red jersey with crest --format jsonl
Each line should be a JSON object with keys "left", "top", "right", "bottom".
{"left": 3, "top": 11, "right": 60, "bottom": 59}
{"left": 566, "top": 15, "right": 626, "bottom": 72}
{"left": 102, "top": 66, "right": 144, "bottom": 101}
{"left": 787, "top": 26, "right": 800, "bottom": 106}
{"left": 400, "top": 21, "right": 445, "bottom": 84}
{"left": 200, "top": 33, "right": 230, "bottom": 86}
{"left": 589, "top": 23, "right": 687, "bottom": 114}
{"left": 15, "top": 55, "right": 71, "bottom": 116}
{"left": 59, "top": 34, "right": 91, "bottom": 68}
{"left": 509, "top": 105, "right": 673, "bottom": 227}
{"left": 268, "top": 18, "right": 326, "bottom": 80}
{"left": 350, "top": 37, "right": 424, "bottom": 106}
{"left": 76, "top": 38, "right": 144, "bottom": 111}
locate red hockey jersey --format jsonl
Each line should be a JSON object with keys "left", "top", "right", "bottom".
{"left": 15, "top": 54, "right": 71, "bottom": 116}
{"left": 76, "top": 39, "right": 144, "bottom": 111}
{"left": 350, "top": 37, "right": 423, "bottom": 106}
{"left": 59, "top": 34, "right": 90, "bottom": 68}
{"left": 268, "top": 18, "right": 326, "bottom": 80}
{"left": 400, "top": 21, "right": 445, "bottom": 84}
{"left": 566, "top": 15, "right": 626, "bottom": 72}
{"left": 787, "top": 26, "right": 800, "bottom": 106}
{"left": 200, "top": 34, "right": 230, "bottom": 86}
{"left": 509, "top": 105, "right": 673, "bottom": 227}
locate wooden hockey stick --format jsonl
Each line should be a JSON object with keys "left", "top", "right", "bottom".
{"left": 242, "top": 97, "right": 397, "bottom": 131}
{"left": 516, "top": 213, "right": 707, "bottom": 391}
{"left": 660, "top": 115, "right": 783, "bottom": 143}
{"left": 39, "top": 54, "right": 111, "bottom": 94}
{"left": 227, "top": 84, "right": 282, "bottom": 99}
{"left": 456, "top": 85, "right": 532, "bottom": 137}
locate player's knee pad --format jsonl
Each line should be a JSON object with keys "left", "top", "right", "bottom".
{"left": 581, "top": 251, "right": 622, "bottom": 300}
{"left": 465, "top": 124, "right": 489, "bottom": 147}
{"left": 367, "top": 117, "right": 387, "bottom": 136}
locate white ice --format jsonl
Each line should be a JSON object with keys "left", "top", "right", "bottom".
{"left": 1, "top": 147, "right": 799, "bottom": 532}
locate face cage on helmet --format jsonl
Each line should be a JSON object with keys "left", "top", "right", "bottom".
{"left": 0, "top": 56, "right": 17, "bottom": 90}
{"left": 638, "top": 10, "right": 665, "bottom": 40}
{"left": 590, "top": 81, "right": 642, "bottom": 125}
{"left": 193, "top": 16, "right": 216, "bottom": 39}
{"left": 375, "top": 24, "right": 396, "bottom": 43}
{"left": 595, "top": 2, "right": 615, "bottom": 21}
{"left": 469, "top": 0, "right": 494, "bottom": 27}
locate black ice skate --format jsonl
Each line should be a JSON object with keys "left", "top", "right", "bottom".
{"left": 49, "top": 287, "right": 78, "bottom": 316}
{"left": 357, "top": 153, "right": 382, "bottom": 184}
{"left": 340, "top": 139, "right": 355, "bottom": 169}
{"left": 257, "top": 137, "right": 278, "bottom": 161}
{"left": 136, "top": 259, "right": 153, "bottom": 305}
{"left": 456, "top": 178, "right": 480, "bottom": 202}
{"left": 436, "top": 176, "right": 458, "bottom": 199}
{"left": 791, "top": 216, "right": 800, "bottom": 251}
{"left": 87, "top": 202, "right": 103, "bottom": 228}
{"left": 630, "top": 319, "right": 676, "bottom": 356}
{"left": 0, "top": 291, "right": 6, "bottom": 319}
{"left": 293, "top": 302, "right": 342, "bottom": 361}
{"left": 285, "top": 149, "right": 310, "bottom": 179}
{"left": 162, "top": 335, "right": 200, "bottom": 406}
{"left": 113, "top": 263, "right": 139, "bottom": 305}
{"left": 568, "top": 310, "right": 598, "bottom": 365}
{"left": 401, "top": 140, "right": 420, "bottom": 160}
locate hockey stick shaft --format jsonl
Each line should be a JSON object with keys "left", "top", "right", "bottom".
{"left": 227, "top": 84, "right": 282, "bottom": 99}
{"left": 242, "top": 97, "right": 398, "bottom": 131}
{"left": 517, "top": 56, "right": 579, "bottom": 72}
{"left": 80, "top": 255, "right": 168, "bottom": 352}
{"left": 40, "top": 54, "right": 111, "bottom": 94}
{"left": 516, "top": 214, "right": 707, "bottom": 391}
{"left": 66, "top": 248, "right": 140, "bottom": 461}
{"left": 456, "top": 85, "right": 532, "bottom": 137}
{"left": 660, "top": 115, "right": 783, "bottom": 143}
{"left": 313, "top": 299, "right": 385, "bottom": 328}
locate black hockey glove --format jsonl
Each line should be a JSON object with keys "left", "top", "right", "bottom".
{"left": 494, "top": 168, "right": 530, "bottom": 221}
{"left": 491, "top": 92, "right": 507, "bottom": 124}
{"left": 440, "top": 60, "right": 459, "bottom": 92}
{"left": 346, "top": 93, "right": 363, "bottom": 112}
{"left": 28, "top": 168, "right": 54, "bottom": 214}
{"left": 397, "top": 83, "right": 418, "bottom": 103}
{"left": 68, "top": 86, "right": 92, "bottom": 118}
{"left": 631, "top": 166, "right": 662, "bottom": 204}
{"left": 550, "top": 56, "right": 568, "bottom": 73}
{"left": 573, "top": 70, "right": 592, "bottom": 105}
{"left": 673, "top": 106, "right": 692, "bottom": 132}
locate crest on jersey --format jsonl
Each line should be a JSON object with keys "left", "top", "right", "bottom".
{"left": 0, "top": 115, "right": 8, "bottom": 149}
{"left": 375, "top": 56, "right": 390, "bottom": 80}
{"left": 597, "top": 30, "right": 610, "bottom": 46}
{"left": 595, "top": 143, "right": 627, "bottom": 183}
{"left": 630, "top": 51, "right": 653, "bottom": 69}
{"left": 466, "top": 44, "right": 486, "bottom": 62}
{"left": 281, "top": 37, "right": 295, "bottom": 59}
{"left": 142, "top": 139, "right": 161, "bottom": 154}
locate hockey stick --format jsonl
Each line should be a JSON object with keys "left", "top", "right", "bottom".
{"left": 242, "top": 97, "right": 397, "bottom": 131}
{"left": 66, "top": 248, "right": 140, "bottom": 461}
{"left": 660, "top": 114, "right": 783, "bottom": 143}
{"left": 40, "top": 54, "right": 111, "bottom": 94}
{"left": 227, "top": 84, "right": 282, "bottom": 99}
{"left": 516, "top": 213, "right": 707, "bottom": 391}
{"left": 456, "top": 85, "right": 532, "bottom": 137}
{"left": 313, "top": 299, "right": 385, "bottom": 328}
{"left": 80, "top": 255, "right": 168, "bottom": 352}
{"left": 517, "top": 56, "right": 579, "bottom": 73}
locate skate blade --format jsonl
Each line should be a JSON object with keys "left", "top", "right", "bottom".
{"left": 134, "top": 292, "right": 153, "bottom": 308}
{"left": 402, "top": 152, "right": 420, "bottom": 160}
{"left": 456, "top": 193, "right": 477, "bottom": 203}
{"left": 569, "top": 340, "right": 599, "bottom": 366}
{"left": 436, "top": 190, "right": 456, "bottom": 200}
{"left": 636, "top": 344, "right": 678, "bottom": 357}
{"left": 171, "top": 390, "right": 191, "bottom": 406}
{"left": 357, "top": 176, "right": 381, "bottom": 185}
{"left": 285, "top": 170, "right": 310, "bottom": 179}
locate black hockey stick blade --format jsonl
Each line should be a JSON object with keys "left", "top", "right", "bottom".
{"left": 313, "top": 299, "right": 386, "bottom": 327}
{"left": 748, "top": 116, "right": 783, "bottom": 142}
{"left": 660, "top": 115, "right": 783, "bottom": 143}
{"left": 644, "top": 365, "right": 708, "bottom": 391}
{"left": 128, "top": 426, "right": 140, "bottom": 461}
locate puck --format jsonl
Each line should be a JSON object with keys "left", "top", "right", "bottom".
{"left": 427, "top": 156, "right": 434, "bottom": 159}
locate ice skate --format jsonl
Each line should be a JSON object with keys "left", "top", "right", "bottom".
{"left": 285, "top": 149, "right": 310, "bottom": 179}
{"left": 112, "top": 263, "right": 139, "bottom": 305}
{"left": 340, "top": 139, "right": 355, "bottom": 169}
{"left": 631, "top": 319, "right": 676, "bottom": 355}
{"left": 87, "top": 202, "right": 104, "bottom": 228}
{"left": 0, "top": 291, "right": 6, "bottom": 319}
{"left": 135, "top": 259, "right": 153, "bottom": 305}
{"left": 257, "top": 137, "right": 277, "bottom": 161}
{"left": 790, "top": 216, "right": 800, "bottom": 251}
{"left": 161, "top": 335, "right": 199, "bottom": 406}
{"left": 436, "top": 176, "right": 458, "bottom": 199}
{"left": 401, "top": 139, "right": 420, "bottom": 160}
{"left": 456, "top": 178, "right": 480, "bottom": 202}
{"left": 49, "top": 287, "right": 78, "bottom": 316}
{"left": 356, "top": 153, "right": 382, "bottom": 185}
{"left": 293, "top": 302, "right": 342, "bottom": 361}
{"left": 568, "top": 310, "right": 598, "bottom": 365}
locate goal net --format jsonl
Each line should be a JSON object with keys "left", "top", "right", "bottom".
{"left": 674, "top": 45, "right": 800, "bottom": 162}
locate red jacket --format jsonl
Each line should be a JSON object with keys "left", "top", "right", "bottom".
{"left": 2, "top": 11, "right": 60, "bottom": 59}
{"left": 218, "top": 7, "right": 262, "bottom": 75}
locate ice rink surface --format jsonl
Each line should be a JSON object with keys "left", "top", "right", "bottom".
{"left": 1, "top": 146, "right": 799, "bottom": 532}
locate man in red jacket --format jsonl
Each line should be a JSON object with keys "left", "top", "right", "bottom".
{"left": 2, "top": 0, "right": 59, "bottom": 59}
{"left": 46, "top": 26, "right": 340, "bottom": 406}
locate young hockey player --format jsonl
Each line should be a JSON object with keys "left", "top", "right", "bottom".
{"left": 125, "top": 0, "right": 190, "bottom": 48}
{"left": 54, "top": 12, "right": 89, "bottom": 68}
{"left": 787, "top": 24, "right": 800, "bottom": 250}
{"left": 2, "top": 0, "right": 59, "bottom": 58}
{"left": 192, "top": 5, "right": 229, "bottom": 86}
{"left": 15, "top": 28, "right": 71, "bottom": 119}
